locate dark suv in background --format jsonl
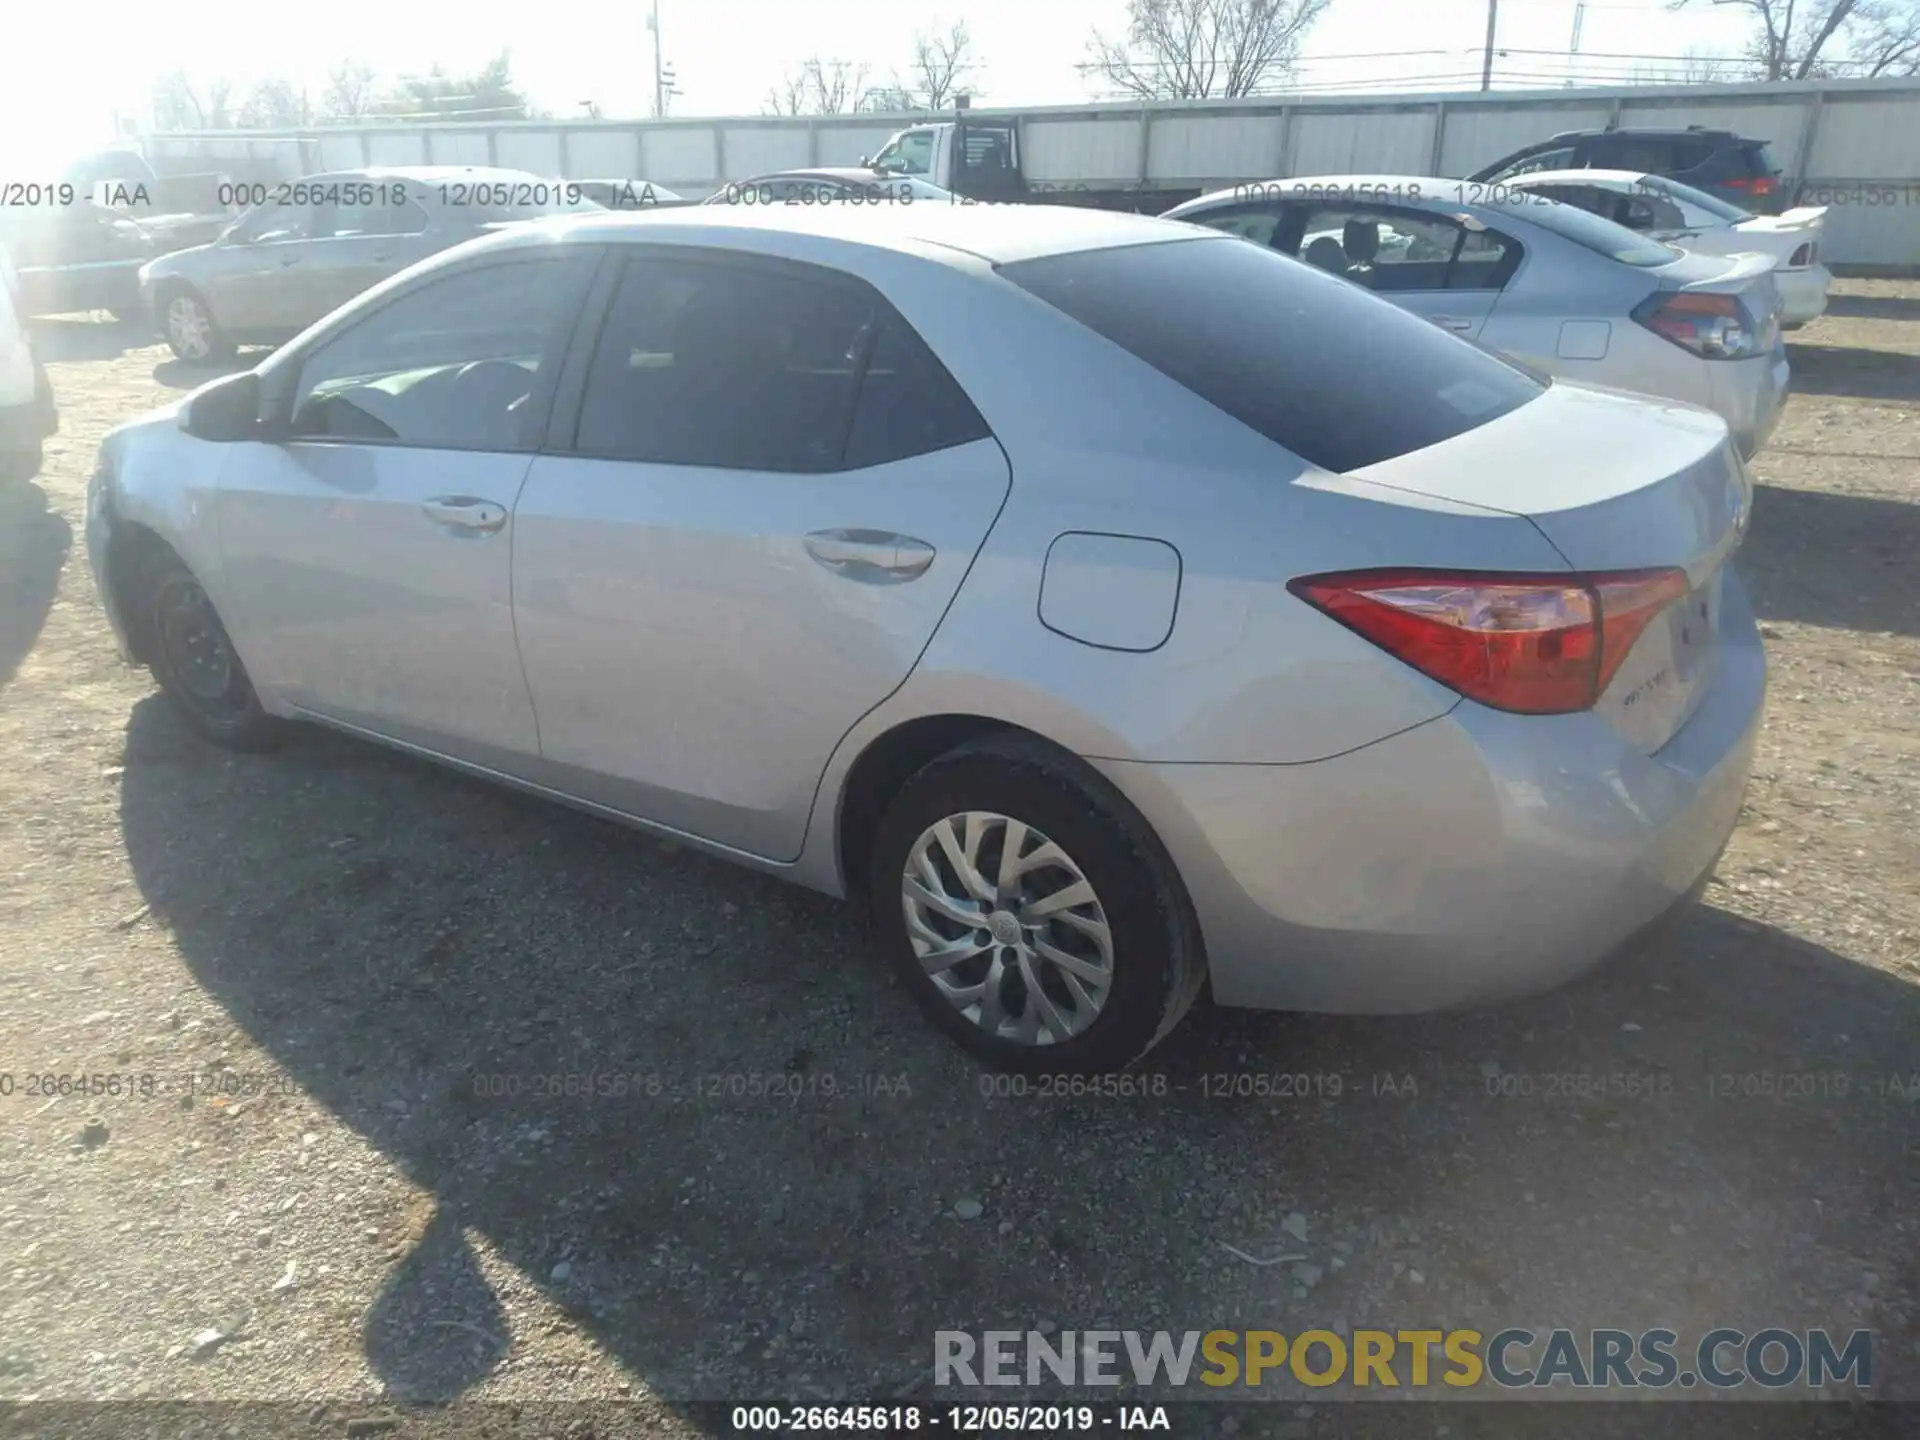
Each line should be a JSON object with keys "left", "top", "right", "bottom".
{"left": 1470, "top": 126, "right": 1788, "bottom": 214}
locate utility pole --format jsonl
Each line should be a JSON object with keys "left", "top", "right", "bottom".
{"left": 647, "top": 0, "right": 665, "bottom": 118}
{"left": 1480, "top": 0, "right": 1499, "bottom": 91}
{"left": 1567, "top": 0, "right": 1586, "bottom": 86}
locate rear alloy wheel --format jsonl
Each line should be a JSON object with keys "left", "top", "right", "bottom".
{"left": 162, "top": 289, "right": 234, "bottom": 365}
{"left": 145, "top": 556, "right": 279, "bottom": 750}
{"left": 870, "top": 737, "right": 1204, "bottom": 1072}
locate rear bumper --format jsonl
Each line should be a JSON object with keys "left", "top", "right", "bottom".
{"left": 1099, "top": 571, "right": 1767, "bottom": 1014}
{"left": 1777, "top": 265, "right": 1831, "bottom": 328}
{"left": 1710, "top": 347, "right": 1790, "bottom": 460}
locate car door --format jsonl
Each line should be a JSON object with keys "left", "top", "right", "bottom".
{"left": 1278, "top": 202, "right": 1519, "bottom": 338}
{"left": 298, "top": 194, "right": 440, "bottom": 323}
{"left": 510, "top": 249, "right": 1012, "bottom": 861}
{"left": 203, "top": 200, "right": 322, "bottom": 336}
{"left": 216, "top": 250, "right": 601, "bottom": 763}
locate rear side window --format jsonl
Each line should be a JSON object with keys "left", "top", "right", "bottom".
{"left": 999, "top": 236, "right": 1544, "bottom": 474}
{"left": 1493, "top": 197, "right": 1676, "bottom": 266}
{"left": 843, "top": 319, "right": 992, "bottom": 469}
{"left": 1484, "top": 144, "right": 1577, "bottom": 181}
{"left": 576, "top": 256, "right": 872, "bottom": 471}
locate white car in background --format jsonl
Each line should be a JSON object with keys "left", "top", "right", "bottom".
{"left": 1165, "top": 176, "right": 1791, "bottom": 459}
{"left": 0, "top": 244, "right": 59, "bottom": 483}
{"left": 1502, "top": 169, "right": 1832, "bottom": 329}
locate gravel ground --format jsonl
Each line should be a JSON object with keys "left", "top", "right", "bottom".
{"left": 0, "top": 283, "right": 1916, "bottom": 1436}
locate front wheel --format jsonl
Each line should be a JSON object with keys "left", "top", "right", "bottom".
{"left": 868, "top": 737, "right": 1205, "bottom": 1072}
{"left": 142, "top": 554, "right": 280, "bottom": 750}
{"left": 161, "top": 288, "right": 234, "bottom": 365}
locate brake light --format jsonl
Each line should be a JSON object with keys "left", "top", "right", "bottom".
{"left": 1726, "top": 176, "right": 1777, "bottom": 196}
{"left": 1633, "top": 290, "right": 1760, "bottom": 360}
{"left": 1289, "top": 568, "right": 1689, "bottom": 715}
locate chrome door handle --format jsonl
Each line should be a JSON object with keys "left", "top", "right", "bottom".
{"left": 803, "top": 528, "right": 935, "bottom": 583}
{"left": 1433, "top": 315, "right": 1474, "bottom": 331}
{"left": 422, "top": 496, "right": 507, "bottom": 533}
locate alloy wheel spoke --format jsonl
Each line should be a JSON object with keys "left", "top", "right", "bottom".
{"left": 1032, "top": 936, "right": 1111, "bottom": 988}
{"left": 1021, "top": 878, "right": 1097, "bottom": 922}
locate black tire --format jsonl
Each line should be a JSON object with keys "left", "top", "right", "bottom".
{"left": 868, "top": 735, "right": 1206, "bottom": 1073}
{"left": 159, "top": 285, "right": 235, "bottom": 365}
{"left": 140, "top": 552, "right": 281, "bottom": 750}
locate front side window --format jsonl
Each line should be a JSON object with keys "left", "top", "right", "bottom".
{"left": 1000, "top": 235, "right": 1544, "bottom": 474}
{"left": 1290, "top": 205, "right": 1516, "bottom": 292}
{"left": 288, "top": 255, "right": 594, "bottom": 451}
{"left": 229, "top": 201, "right": 313, "bottom": 244}
{"left": 876, "top": 130, "right": 936, "bottom": 177}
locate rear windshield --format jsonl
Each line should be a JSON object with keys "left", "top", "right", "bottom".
{"left": 1642, "top": 174, "right": 1752, "bottom": 224}
{"left": 1491, "top": 196, "right": 1676, "bottom": 266}
{"left": 999, "top": 235, "right": 1544, "bottom": 474}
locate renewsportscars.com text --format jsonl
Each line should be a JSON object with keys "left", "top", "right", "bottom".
{"left": 934, "top": 1327, "right": 1872, "bottom": 1391}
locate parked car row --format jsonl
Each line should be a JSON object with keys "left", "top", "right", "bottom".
{"left": 85, "top": 195, "right": 1766, "bottom": 1069}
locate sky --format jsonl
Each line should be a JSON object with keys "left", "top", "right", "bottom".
{"left": 0, "top": 0, "right": 1765, "bottom": 169}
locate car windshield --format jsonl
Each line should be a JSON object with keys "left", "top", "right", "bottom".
{"left": 1490, "top": 196, "right": 1677, "bottom": 266}
{"left": 1639, "top": 174, "right": 1754, "bottom": 224}
{"left": 1000, "top": 234, "right": 1544, "bottom": 474}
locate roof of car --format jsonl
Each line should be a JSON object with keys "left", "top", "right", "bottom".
{"left": 491, "top": 200, "right": 1211, "bottom": 267}
{"left": 308, "top": 165, "right": 551, "bottom": 185}
{"left": 739, "top": 168, "right": 900, "bottom": 184}
{"left": 1172, "top": 175, "right": 1524, "bottom": 214}
{"left": 1504, "top": 169, "right": 1661, "bottom": 188}
{"left": 1548, "top": 126, "right": 1745, "bottom": 141}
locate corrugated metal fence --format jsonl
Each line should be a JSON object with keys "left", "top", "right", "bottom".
{"left": 146, "top": 77, "right": 1920, "bottom": 267}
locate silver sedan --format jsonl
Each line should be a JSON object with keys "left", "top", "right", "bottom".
{"left": 86, "top": 204, "right": 1765, "bottom": 1070}
{"left": 1165, "top": 175, "right": 1792, "bottom": 459}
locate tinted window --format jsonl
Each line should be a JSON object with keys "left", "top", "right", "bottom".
{"left": 844, "top": 320, "right": 991, "bottom": 469}
{"left": 1290, "top": 205, "right": 1516, "bottom": 292}
{"left": 1190, "top": 206, "right": 1283, "bottom": 246}
{"left": 1642, "top": 174, "right": 1752, "bottom": 223}
{"left": 1602, "top": 136, "right": 1682, "bottom": 173}
{"left": 1487, "top": 196, "right": 1676, "bottom": 266}
{"left": 289, "top": 256, "right": 594, "bottom": 450}
{"left": 1486, "top": 144, "right": 1577, "bottom": 181}
{"left": 575, "top": 256, "right": 874, "bottom": 472}
{"left": 1000, "top": 236, "right": 1544, "bottom": 474}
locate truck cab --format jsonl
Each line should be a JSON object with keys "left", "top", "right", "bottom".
{"left": 865, "top": 121, "right": 1028, "bottom": 203}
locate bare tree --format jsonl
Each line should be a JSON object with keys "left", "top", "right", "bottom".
{"left": 765, "top": 57, "right": 871, "bottom": 115}
{"left": 1670, "top": 0, "right": 1860, "bottom": 80}
{"left": 239, "top": 78, "right": 312, "bottom": 128}
{"left": 909, "top": 20, "right": 982, "bottom": 109}
{"left": 151, "top": 70, "right": 236, "bottom": 130}
{"left": 1632, "top": 46, "right": 1736, "bottom": 82}
{"left": 1083, "top": 0, "right": 1334, "bottom": 100}
{"left": 1852, "top": 0, "right": 1920, "bottom": 73}
{"left": 322, "top": 60, "right": 378, "bottom": 120}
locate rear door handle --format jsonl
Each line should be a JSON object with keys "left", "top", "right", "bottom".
{"left": 804, "top": 528, "right": 935, "bottom": 583}
{"left": 422, "top": 496, "right": 507, "bottom": 534}
{"left": 1433, "top": 315, "right": 1475, "bottom": 331}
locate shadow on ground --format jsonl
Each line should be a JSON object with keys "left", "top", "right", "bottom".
{"left": 1821, "top": 293, "right": 1920, "bottom": 324}
{"left": 1743, "top": 482, "right": 1920, "bottom": 638}
{"left": 1786, "top": 342, "right": 1920, "bottom": 402}
{"left": 0, "top": 480, "right": 73, "bottom": 692}
{"left": 116, "top": 694, "right": 1920, "bottom": 1415}
{"left": 27, "top": 315, "right": 153, "bottom": 363}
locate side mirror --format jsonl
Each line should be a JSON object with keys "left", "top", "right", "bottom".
{"left": 181, "top": 371, "right": 266, "bottom": 442}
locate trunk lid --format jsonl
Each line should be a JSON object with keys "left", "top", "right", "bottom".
{"left": 1348, "top": 381, "right": 1754, "bottom": 750}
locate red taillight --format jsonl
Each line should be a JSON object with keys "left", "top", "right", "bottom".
{"left": 1632, "top": 290, "right": 1760, "bottom": 360}
{"left": 1289, "top": 568, "right": 1690, "bottom": 715}
{"left": 1726, "top": 176, "right": 1777, "bottom": 196}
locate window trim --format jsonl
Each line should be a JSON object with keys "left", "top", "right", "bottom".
{"left": 544, "top": 244, "right": 994, "bottom": 474}
{"left": 273, "top": 248, "right": 608, "bottom": 456}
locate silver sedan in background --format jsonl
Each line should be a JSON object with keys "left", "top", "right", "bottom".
{"left": 138, "top": 166, "right": 603, "bottom": 363}
{"left": 1166, "top": 175, "right": 1791, "bottom": 458}
{"left": 87, "top": 204, "right": 1763, "bottom": 1070}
